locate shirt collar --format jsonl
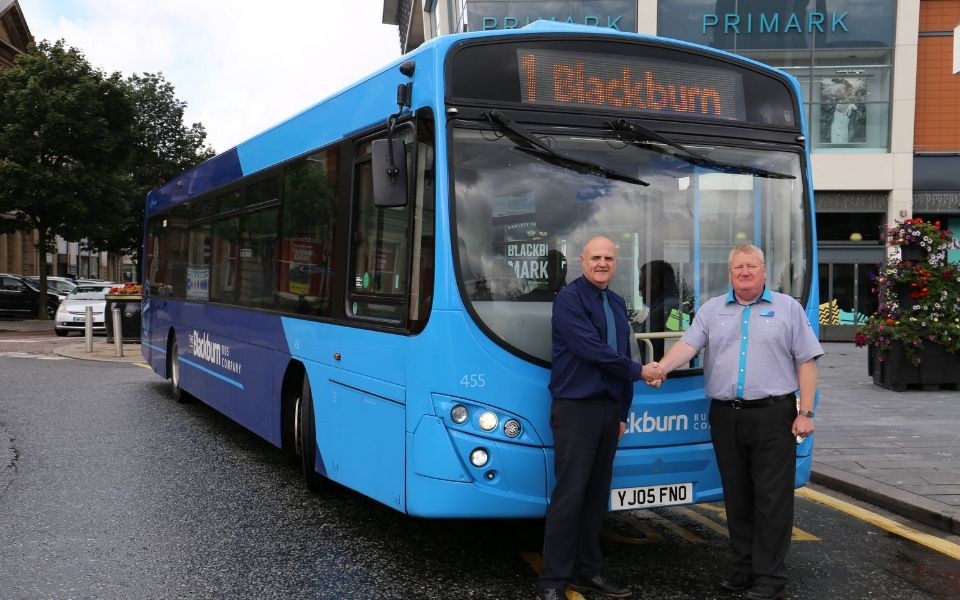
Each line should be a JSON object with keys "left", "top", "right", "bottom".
{"left": 725, "top": 286, "right": 773, "bottom": 306}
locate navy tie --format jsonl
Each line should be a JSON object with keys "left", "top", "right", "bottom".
{"left": 601, "top": 290, "right": 617, "bottom": 350}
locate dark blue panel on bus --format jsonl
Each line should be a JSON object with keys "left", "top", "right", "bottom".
{"left": 146, "top": 148, "right": 244, "bottom": 214}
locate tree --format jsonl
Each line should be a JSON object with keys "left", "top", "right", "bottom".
{"left": 0, "top": 40, "right": 135, "bottom": 318}
{"left": 85, "top": 73, "right": 214, "bottom": 277}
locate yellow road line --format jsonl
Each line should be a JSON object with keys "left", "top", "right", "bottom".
{"left": 675, "top": 506, "right": 729, "bottom": 537}
{"left": 798, "top": 487, "right": 960, "bottom": 560}
{"left": 696, "top": 503, "right": 818, "bottom": 541}
{"left": 643, "top": 510, "right": 707, "bottom": 544}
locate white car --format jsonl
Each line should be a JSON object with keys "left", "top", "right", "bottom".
{"left": 54, "top": 284, "right": 114, "bottom": 336}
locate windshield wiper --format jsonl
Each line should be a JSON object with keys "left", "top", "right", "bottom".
{"left": 606, "top": 118, "right": 795, "bottom": 180}
{"left": 484, "top": 109, "right": 649, "bottom": 187}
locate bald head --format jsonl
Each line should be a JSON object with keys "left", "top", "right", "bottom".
{"left": 580, "top": 236, "right": 617, "bottom": 289}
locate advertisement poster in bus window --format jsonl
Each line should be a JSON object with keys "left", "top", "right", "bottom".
{"left": 282, "top": 239, "right": 319, "bottom": 296}
{"left": 820, "top": 77, "right": 866, "bottom": 145}
{"left": 493, "top": 191, "right": 557, "bottom": 293}
{"left": 186, "top": 267, "right": 210, "bottom": 300}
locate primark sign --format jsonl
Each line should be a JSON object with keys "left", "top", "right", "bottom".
{"left": 659, "top": 0, "right": 896, "bottom": 50}
{"left": 466, "top": 0, "right": 638, "bottom": 33}
{"left": 702, "top": 10, "right": 850, "bottom": 35}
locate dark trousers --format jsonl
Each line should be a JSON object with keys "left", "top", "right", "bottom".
{"left": 709, "top": 397, "right": 797, "bottom": 589}
{"left": 539, "top": 396, "right": 620, "bottom": 590}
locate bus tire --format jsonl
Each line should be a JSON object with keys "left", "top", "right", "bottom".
{"left": 168, "top": 335, "right": 189, "bottom": 403}
{"left": 297, "top": 374, "right": 326, "bottom": 492}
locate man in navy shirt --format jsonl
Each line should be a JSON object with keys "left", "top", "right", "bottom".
{"left": 538, "top": 235, "right": 661, "bottom": 600}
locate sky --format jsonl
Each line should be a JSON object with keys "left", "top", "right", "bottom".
{"left": 20, "top": 0, "right": 403, "bottom": 154}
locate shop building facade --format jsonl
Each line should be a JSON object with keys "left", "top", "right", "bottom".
{"left": 384, "top": 0, "right": 960, "bottom": 340}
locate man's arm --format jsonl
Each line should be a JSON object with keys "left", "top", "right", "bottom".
{"left": 657, "top": 340, "right": 699, "bottom": 377}
{"left": 793, "top": 359, "right": 818, "bottom": 438}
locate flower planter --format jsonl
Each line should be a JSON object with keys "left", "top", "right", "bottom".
{"left": 104, "top": 294, "right": 142, "bottom": 343}
{"left": 869, "top": 340, "right": 960, "bottom": 391}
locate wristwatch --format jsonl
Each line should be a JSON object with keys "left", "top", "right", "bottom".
{"left": 798, "top": 410, "right": 815, "bottom": 418}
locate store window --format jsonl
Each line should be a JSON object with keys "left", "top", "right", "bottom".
{"left": 658, "top": 0, "right": 896, "bottom": 152}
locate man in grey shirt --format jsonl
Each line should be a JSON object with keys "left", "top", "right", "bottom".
{"left": 653, "top": 244, "right": 823, "bottom": 600}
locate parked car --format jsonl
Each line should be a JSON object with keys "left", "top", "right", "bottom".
{"left": 53, "top": 284, "right": 115, "bottom": 336}
{"left": 24, "top": 276, "right": 78, "bottom": 301}
{"left": 0, "top": 273, "right": 61, "bottom": 319}
{"left": 76, "top": 279, "right": 115, "bottom": 287}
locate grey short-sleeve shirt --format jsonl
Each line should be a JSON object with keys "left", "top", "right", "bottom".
{"left": 681, "top": 287, "right": 824, "bottom": 400}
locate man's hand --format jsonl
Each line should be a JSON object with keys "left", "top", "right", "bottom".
{"left": 641, "top": 362, "right": 665, "bottom": 387}
{"left": 619, "top": 421, "right": 626, "bottom": 440}
{"left": 792, "top": 414, "right": 815, "bottom": 439}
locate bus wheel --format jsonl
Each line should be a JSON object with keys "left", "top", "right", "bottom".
{"left": 168, "top": 336, "right": 188, "bottom": 403}
{"left": 296, "top": 374, "right": 326, "bottom": 492}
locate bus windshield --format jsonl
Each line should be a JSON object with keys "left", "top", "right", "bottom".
{"left": 452, "top": 125, "right": 807, "bottom": 363}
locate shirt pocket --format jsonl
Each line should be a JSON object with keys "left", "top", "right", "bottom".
{"left": 752, "top": 314, "right": 789, "bottom": 349}
{"left": 709, "top": 312, "right": 740, "bottom": 347}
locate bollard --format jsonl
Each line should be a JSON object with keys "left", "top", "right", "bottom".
{"left": 84, "top": 306, "right": 93, "bottom": 353}
{"left": 112, "top": 305, "right": 123, "bottom": 358}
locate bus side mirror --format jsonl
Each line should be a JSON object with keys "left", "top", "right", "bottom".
{"left": 372, "top": 139, "right": 408, "bottom": 208}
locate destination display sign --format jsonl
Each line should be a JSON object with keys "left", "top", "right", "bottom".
{"left": 517, "top": 48, "right": 745, "bottom": 121}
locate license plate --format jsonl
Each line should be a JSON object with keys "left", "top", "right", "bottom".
{"left": 610, "top": 483, "right": 693, "bottom": 510}
{"left": 72, "top": 316, "right": 85, "bottom": 322}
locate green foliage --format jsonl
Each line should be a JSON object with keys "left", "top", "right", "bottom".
{"left": 84, "top": 72, "right": 215, "bottom": 262}
{"left": 0, "top": 39, "right": 214, "bottom": 290}
{"left": 0, "top": 40, "right": 135, "bottom": 253}
{"left": 855, "top": 219, "right": 960, "bottom": 364}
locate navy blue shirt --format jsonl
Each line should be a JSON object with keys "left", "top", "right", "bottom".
{"left": 549, "top": 276, "right": 645, "bottom": 421}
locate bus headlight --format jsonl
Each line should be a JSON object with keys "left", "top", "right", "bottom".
{"left": 503, "top": 419, "right": 521, "bottom": 438}
{"left": 470, "top": 448, "right": 489, "bottom": 467}
{"left": 450, "top": 404, "right": 468, "bottom": 424}
{"left": 478, "top": 411, "right": 498, "bottom": 431}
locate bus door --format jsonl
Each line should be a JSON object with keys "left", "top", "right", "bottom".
{"left": 308, "top": 121, "right": 434, "bottom": 512}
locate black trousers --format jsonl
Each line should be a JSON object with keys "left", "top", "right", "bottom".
{"left": 539, "top": 396, "right": 620, "bottom": 590}
{"left": 709, "top": 397, "right": 797, "bottom": 589}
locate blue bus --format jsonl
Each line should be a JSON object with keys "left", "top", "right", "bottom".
{"left": 142, "top": 21, "right": 818, "bottom": 518}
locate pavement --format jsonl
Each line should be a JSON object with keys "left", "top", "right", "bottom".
{"left": 0, "top": 317, "right": 144, "bottom": 363}
{"left": 2, "top": 319, "right": 958, "bottom": 534}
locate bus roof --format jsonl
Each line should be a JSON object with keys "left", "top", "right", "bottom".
{"left": 146, "top": 21, "right": 799, "bottom": 216}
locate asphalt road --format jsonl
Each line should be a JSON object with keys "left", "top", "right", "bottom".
{"left": 1, "top": 352, "right": 958, "bottom": 599}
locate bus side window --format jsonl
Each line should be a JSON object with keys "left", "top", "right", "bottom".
{"left": 278, "top": 147, "right": 339, "bottom": 317}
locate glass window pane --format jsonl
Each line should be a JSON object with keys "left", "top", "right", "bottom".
{"left": 349, "top": 160, "right": 410, "bottom": 323}
{"left": 217, "top": 189, "right": 243, "bottom": 214}
{"left": 279, "top": 148, "right": 339, "bottom": 317}
{"left": 187, "top": 224, "right": 211, "bottom": 301}
{"left": 452, "top": 127, "right": 807, "bottom": 363}
{"left": 166, "top": 204, "right": 191, "bottom": 299}
{"left": 210, "top": 217, "right": 239, "bottom": 303}
{"left": 249, "top": 176, "right": 281, "bottom": 207}
{"left": 237, "top": 208, "right": 279, "bottom": 308}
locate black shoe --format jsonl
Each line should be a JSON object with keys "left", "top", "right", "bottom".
{"left": 537, "top": 588, "right": 565, "bottom": 600}
{"left": 744, "top": 583, "right": 784, "bottom": 600}
{"left": 568, "top": 574, "right": 632, "bottom": 598}
{"left": 717, "top": 571, "right": 753, "bottom": 592}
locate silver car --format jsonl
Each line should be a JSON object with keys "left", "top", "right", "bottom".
{"left": 54, "top": 285, "right": 114, "bottom": 336}
{"left": 24, "top": 276, "right": 78, "bottom": 302}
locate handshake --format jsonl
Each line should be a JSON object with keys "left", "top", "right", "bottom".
{"left": 641, "top": 362, "right": 666, "bottom": 388}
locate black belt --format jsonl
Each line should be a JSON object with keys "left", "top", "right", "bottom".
{"left": 712, "top": 393, "right": 796, "bottom": 409}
